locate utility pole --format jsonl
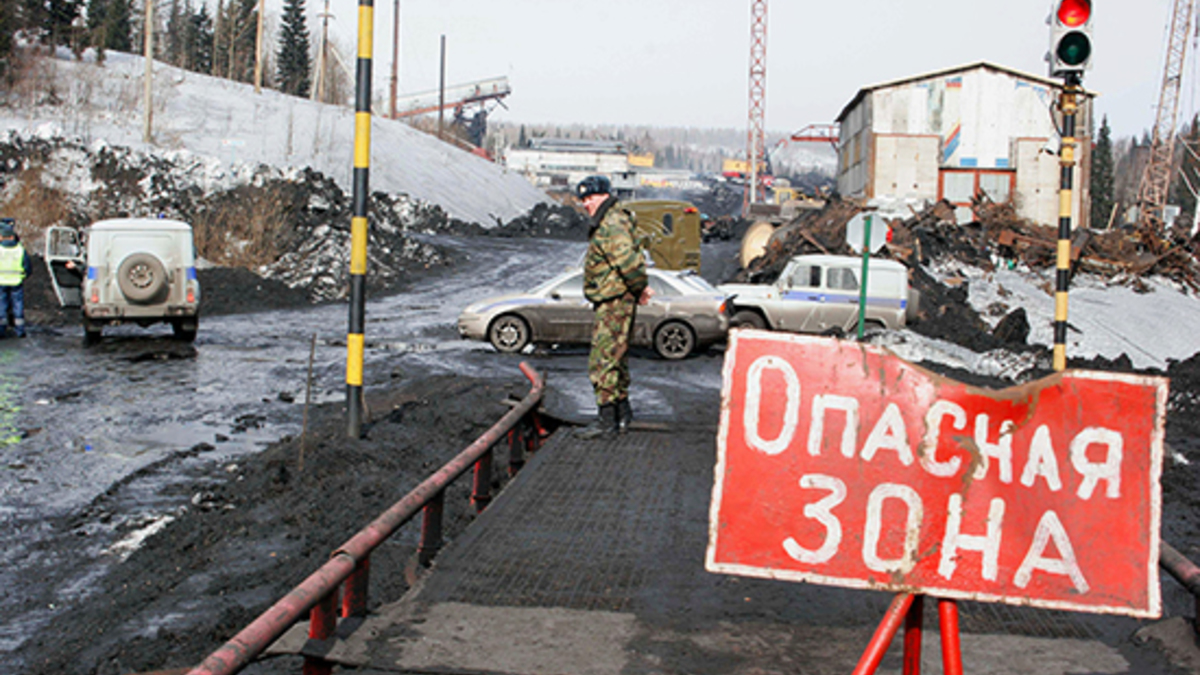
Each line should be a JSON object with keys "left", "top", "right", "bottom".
{"left": 254, "top": 0, "right": 264, "bottom": 93}
{"left": 389, "top": 0, "right": 400, "bottom": 118}
{"left": 312, "top": 0, "right": 331, "bottom": 102}
{"left": 744, "top": 0, "right": 767, "bottom": 214}
{"left": 143, "top": 0, "right": 154, "bottom": 143}
{"left": 437, "top": 34, "right": 445, "bottom": 140}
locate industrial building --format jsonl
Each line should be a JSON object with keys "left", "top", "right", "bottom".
{"left": 503, "top": 138, "right": 633, "bottom": 192}
{"left": 835, "top": 61, "right": 1093, "bottom": 228}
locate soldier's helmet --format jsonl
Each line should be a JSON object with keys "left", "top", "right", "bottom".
{"left": 576, "top": 175, "right": 612, "bottom": 200}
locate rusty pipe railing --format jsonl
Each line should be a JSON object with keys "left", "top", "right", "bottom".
{"left": 186, "top": 363, "right": 544, "bottom": 675}
{"left": 1160, "top": 541, "right": 1200, "bottom": 635}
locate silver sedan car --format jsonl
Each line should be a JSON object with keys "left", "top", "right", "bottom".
{"left": 458, "top": 268, "right": 730, "bottom": 359}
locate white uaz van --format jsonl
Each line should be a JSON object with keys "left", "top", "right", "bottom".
{"left": 720, "top": 254, "right": 919, "bottom": 334}
{"left": 45, "top": 219, "right": 201, "bottom": 343}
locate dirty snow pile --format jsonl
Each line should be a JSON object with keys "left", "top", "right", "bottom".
{"left": 874, "top": 257, "right": 1200, "bottom": 382}
{"left": 265, "top": 189, "right": 456, "bottom": 300}
{"left": 949, "top": 262, "right": 1200, "bottom": 370}
{"left": 0, "top": 132, "right": 455, "bottom": 300}
{"left": 0, "top": 49, "right": 548, "bottom": 225}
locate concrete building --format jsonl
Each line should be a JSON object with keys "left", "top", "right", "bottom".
{"left": 503, "top": 139, "right": 631, "bottom": 191}
{"left": 835, "top": 62, "right": 1093, "bottom": 227}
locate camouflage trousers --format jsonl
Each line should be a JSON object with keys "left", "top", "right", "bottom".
{"left": 588, "top": 293, "right": 637, "bottom": 406}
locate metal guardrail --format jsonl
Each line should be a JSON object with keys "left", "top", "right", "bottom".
{"left": 184, "top": 363, "right": 545, "bottom": 675}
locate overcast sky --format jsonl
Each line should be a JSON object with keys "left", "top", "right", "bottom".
{"left": 289, "top": 0, "right": 1183, "bottom": 140}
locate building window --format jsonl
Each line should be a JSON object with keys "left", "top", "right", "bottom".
{"left": 939, "top": 168, "right": 1017, "bottom": 214}
{"left": 662, "top": 213, "right": 674, "bottom": 235}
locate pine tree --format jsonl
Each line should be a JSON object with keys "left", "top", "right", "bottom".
{"left": 187, "top": 1, "right": 213, "bottom": 73}
{"left": 1089, "top": 115, "right": 1115, "bottom": 230}
{"left": 21, "top": 0, "right": 50, "bottom": 46}
{"left": 165, "top": 0, "right": 184, "bottom": 65}
{"left": 213, "top": 0, "right": 255, "bottom": 82}
{"left": 226, "top": 0, "right": 258, "bottom": 83}
{"left": 102, "top": 0, "right": 131, "bottom": 50}
{"left": 46, "top": 0, "right": 82, "bottom": 48}
{"left": 275, "top": 0, "right": 310, "bottom": 96}
{"left": 86, "top": 0, "right": 107, "bottom": 32}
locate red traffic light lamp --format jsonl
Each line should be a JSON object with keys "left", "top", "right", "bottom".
{"left": 1057, "top": 0, "right": 1091, "bottom": 27}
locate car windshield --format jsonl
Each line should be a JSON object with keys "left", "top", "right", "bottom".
{"left": 672, "top": 271, "right": 720, "bottom": 294}
{"left": 527, "top": 270, "right": 581, "bottom": 295}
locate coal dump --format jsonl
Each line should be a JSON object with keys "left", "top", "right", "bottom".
{"left": 489, "top": 201, "right": 591, "bottom": 239}
{"left": 0, "top": 136, "right": 463, "bottom": 304}
{"left": 8, "top": 373, "right": 536, "bottom": 675}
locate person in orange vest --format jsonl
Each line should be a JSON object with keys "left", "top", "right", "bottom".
{"left": 0, "top": 218, "right": 30, "bottom": 338}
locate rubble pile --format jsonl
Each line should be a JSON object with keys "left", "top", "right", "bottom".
{"left": 732, "top": 198, "right": 867, "bottom": 283}
{"left": 729, "top": 194, "right": 1200, "bottom": 352}
{"left": 726, "top": 199, "right": 1008, "bottom": 350}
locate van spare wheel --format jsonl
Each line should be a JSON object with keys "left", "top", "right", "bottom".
{"left": 118, "top": 252, "right": 168, "bottom": 304}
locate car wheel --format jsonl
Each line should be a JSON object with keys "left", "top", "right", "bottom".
{"left": 117, "top": 252, "right": 169, "bottom": 304}
{"left": 488, "top": 314, "right": 530, "bottom": 353}
{"left": 173, "top": 318, "right": 198, "bottom": 343}
{"left": 654, "top": 320, "right": 695, "bottom": 360}
{"left": 732, "top": 309, "right": 767, "bottom": 330}
{"left": 83, "top": 319, "right": 103, "bottom": 345}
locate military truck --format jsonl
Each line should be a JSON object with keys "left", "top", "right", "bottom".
{"left": 625, "top": 200, "right": 702, "bottom": 274}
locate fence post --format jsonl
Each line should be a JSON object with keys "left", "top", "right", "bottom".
{"left": 508, "top": 425, "right": 525, "bottom": 476}
{"left": 472, "top": 447, "right": 493, "bottom": 513}
{"left": 303, "top": 589, "right": 339, "bottom": 675}
{"left": 342, "top": 556, "right": 370, "bottom": 618}
{"left": 525, "top": 414, "right": 541, "bottom": 454}
{"left": 418, "top": 490, "right": 444, "bottom": 567}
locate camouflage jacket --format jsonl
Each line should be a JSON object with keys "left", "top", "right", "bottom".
{"left": 584, "top": 197, "right": 647, "bottom": 304}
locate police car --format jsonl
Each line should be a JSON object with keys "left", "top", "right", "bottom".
{"left": 720, "top": 254, "right": 919, "bottom": 334}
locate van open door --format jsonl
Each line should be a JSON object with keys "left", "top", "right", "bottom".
{"left": 44, "top": 226, "right": 86, "bottom": 308}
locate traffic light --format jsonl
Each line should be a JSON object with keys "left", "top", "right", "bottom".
{"left": 1048, "top": 0, "right": 1093, "bottom": 78}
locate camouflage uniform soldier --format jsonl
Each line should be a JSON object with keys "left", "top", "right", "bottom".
{"left": 574, "top": 175, "right": 653, "bottom": 439}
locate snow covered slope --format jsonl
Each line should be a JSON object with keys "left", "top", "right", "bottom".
{"left": 0, "top": 51, "right": 547, "bottom": 225}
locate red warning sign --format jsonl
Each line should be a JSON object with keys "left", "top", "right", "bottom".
{"left": 707, "top": 331, "right": 1167, "bottom": 617}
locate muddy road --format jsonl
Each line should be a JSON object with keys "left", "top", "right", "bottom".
{"left": 1, "top": 235, "right": 741, "bottom": 673}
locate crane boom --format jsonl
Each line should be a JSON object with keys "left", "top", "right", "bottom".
{"left": 744, "top": 0, "right": 767, "bottom": 214}
{"left": 1137, "top": 0, "right": 1194, "bottom": 237}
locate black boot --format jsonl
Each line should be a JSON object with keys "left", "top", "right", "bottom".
{"left": 616, "top": 398, "right": 633, "bottom": 434}
{"left": 575, "top": 403, "right": 618, "bottom": 440}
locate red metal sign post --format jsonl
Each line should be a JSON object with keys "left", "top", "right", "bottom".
{"left": 708, "top": 332, "right": 1167, "bottom": 669}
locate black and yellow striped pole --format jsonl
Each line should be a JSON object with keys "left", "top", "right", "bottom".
{"left": 347, "top": 0, "right": 374, "bottom": 438}
{"left": 1053, "top": 73, "right": 1081, "bottom": 373}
